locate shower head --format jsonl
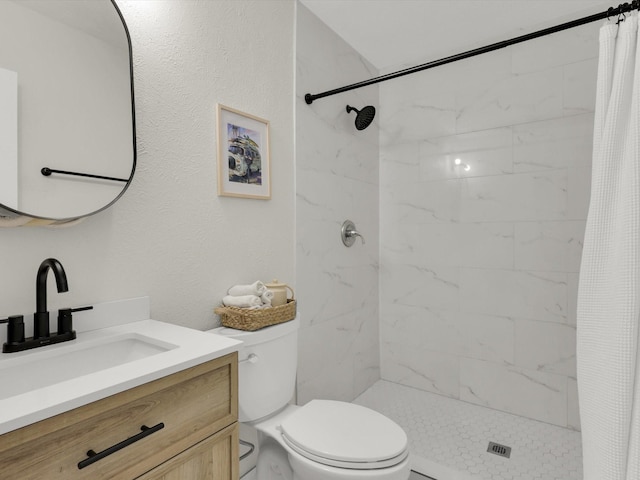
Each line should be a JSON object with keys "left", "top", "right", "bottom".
{"left": 346, "top": 105, "right": 376, "bottom": 130}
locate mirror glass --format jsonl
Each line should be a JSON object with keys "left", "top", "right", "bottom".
{"left": 0, "top": 0, "right": 135, "bottom": 220}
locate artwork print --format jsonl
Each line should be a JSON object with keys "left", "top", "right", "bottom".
{"left": 216, "top": 104, "right": 270, "bottom": 199}
{"left": 226, "top": 123, "right": 262, "bottom": 185}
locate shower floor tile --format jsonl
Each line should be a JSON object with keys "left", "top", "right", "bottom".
{"left": 354, "top": 380, "right": 582, "bottom": 480}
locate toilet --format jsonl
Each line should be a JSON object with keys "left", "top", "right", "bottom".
{"left": 210, "top": 317, "right": 410, "bottom": 480}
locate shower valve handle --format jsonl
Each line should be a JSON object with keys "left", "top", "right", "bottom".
{"left": 341, "top": 220, "right": 365, "bottom": 247}
{"left": 347, "top": 228, "right": 365, "bottom": 244}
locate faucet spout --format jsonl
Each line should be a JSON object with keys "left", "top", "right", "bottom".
{"left": 34, "top": 258, "right": 68, "bottom": 338}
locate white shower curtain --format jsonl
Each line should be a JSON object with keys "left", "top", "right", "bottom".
{"left": 577, "top": 12, "right": 640, "bottom": 480}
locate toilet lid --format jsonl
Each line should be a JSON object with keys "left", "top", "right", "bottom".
{"left": 279, "top": 400, "right": 408, "bottom": 469}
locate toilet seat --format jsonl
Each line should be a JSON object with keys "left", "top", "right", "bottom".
{"left": 279, "top": 400, "right": 409, "bottom": 470}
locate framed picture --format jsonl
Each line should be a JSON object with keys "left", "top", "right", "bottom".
{"left": 216, "top": 104, "right": 271, "bottom": 199}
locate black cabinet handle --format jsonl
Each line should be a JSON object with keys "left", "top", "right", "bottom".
{"left": 77, "top": 423, "right": 165, "bottom": 469}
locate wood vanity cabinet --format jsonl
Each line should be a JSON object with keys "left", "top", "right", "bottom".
{"left": 0, "top": 352, "right": 239, "bottom": 480}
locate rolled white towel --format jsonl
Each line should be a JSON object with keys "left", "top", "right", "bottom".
{"left": 228, "top": 281, "right": 266, "bottom": 297}
{"left": 222, "top": 294, "right": 262, "bottom": 308}
{"left": 261, "top": 290, "right": 274, "bottom": 306}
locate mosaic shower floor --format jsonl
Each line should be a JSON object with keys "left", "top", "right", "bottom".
{"left": 354, "top": 381, "right": 582, "bottom": 480}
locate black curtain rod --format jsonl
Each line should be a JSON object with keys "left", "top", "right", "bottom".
{"left": 304, "top": 1, "right": 640, "bottom": 105}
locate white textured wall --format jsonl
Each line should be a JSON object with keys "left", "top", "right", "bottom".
{"left": 295, "top": 4, "right": 380, "bottom": 404}
{"left": 0, "top": 1, "right": 295, "bottom": 333}
{"left": 379, "top": 23, "right": 598, "bottom": 429}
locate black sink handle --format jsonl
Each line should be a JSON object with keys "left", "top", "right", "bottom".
{"left": 57, "top": 306, "right": 93, "bottom": 336}
{"left": 0, "top": 315, "right": 24, "bottom": 323}
{"left": 0, "top": 316, "right": 25, "bottom": 345}
{"left": 71, "top": 305, "right": 94, "bottom": 313}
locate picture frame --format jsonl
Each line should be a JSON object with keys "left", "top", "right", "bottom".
{"left": 216, "top": 104, "right": 271, "bottom": 199}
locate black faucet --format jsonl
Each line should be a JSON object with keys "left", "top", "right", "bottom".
{"left": 0, "top": 258, "right": 92, "bottom": 353}
{"left": 34, "top": 258, "right": 68, "bottom": 339}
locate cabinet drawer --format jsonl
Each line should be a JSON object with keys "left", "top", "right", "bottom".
{"left": 137, "top": 422, "right": 239, "bottom": 480}
{"left": 0, "top": 352, "right": 238, "bottom": 480}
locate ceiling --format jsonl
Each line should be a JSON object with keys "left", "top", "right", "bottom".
{"left": 300, "top": 0, "right": 616, "bottom": 71}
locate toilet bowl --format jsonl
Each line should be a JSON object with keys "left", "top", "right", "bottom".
{"left": 210, "top": 317, "right": 410, "bottom": 480}
{"left": 254, "top": 401, "right": 409, "bottom": 479}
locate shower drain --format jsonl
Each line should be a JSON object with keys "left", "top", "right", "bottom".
{"left": 487, "top": 441, "right": 512, "bottom": 458}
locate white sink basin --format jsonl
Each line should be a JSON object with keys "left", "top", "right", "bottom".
{"left": 0, "top": 319, "right": 242, "bottom": 435}
{"left": 0, "top": 333, "right": 177, "bottom": 401}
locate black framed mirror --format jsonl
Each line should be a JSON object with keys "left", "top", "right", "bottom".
{"left": 0, "top": 0, "right": 136, "bottom": 221}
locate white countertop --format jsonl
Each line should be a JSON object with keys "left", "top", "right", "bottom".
{"left": 0, "top": 318, "right": 242, "bottom": 435}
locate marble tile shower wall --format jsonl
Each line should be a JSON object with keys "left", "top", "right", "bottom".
{"left": 379, "top": 23, "right": 600, "bottom": 430}
{"left": 295, "top": 5, "right": 380, "bottom": 404}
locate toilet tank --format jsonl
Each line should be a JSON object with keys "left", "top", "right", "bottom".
{"left": 210, "top": 316, "right": 299, "bottom": 422}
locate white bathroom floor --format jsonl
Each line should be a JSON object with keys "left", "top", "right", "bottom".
{"left": 354, "top": 381, "right": 582, "bottom": 480}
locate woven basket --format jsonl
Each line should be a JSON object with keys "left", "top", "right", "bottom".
{"left": 214, "top": 299, "right": 297, "bottom": 331}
